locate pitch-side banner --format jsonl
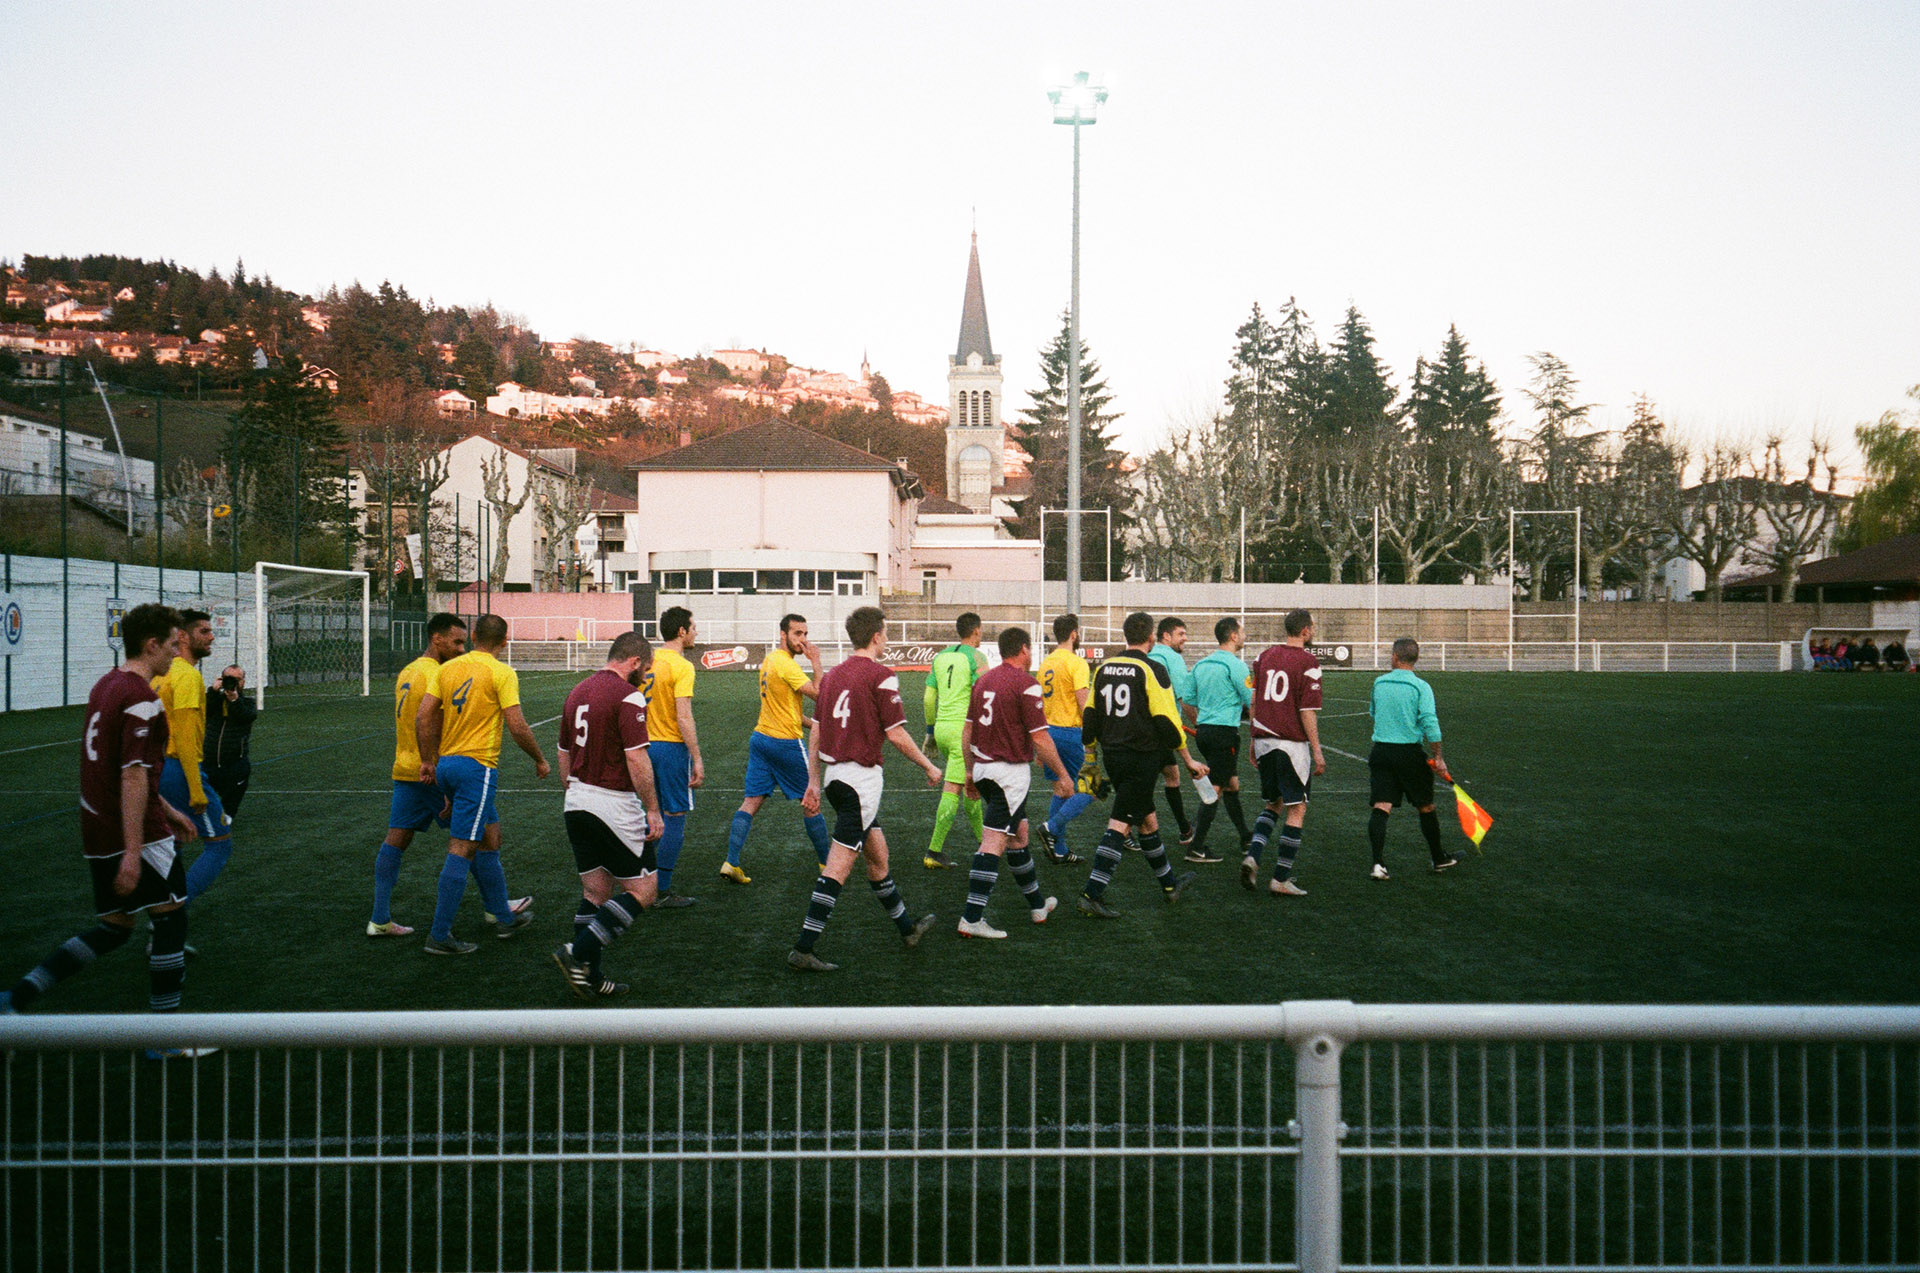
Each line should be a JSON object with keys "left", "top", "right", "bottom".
{"left": 1308, "top": 642, "right": 1354, "bottom": 667}
{"left": 1, "top": 593, "right": 25, "bottom": 658}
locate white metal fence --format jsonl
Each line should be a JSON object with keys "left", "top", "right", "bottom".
{"left": 2, "top": 1003, "right": 1914, "bottom": 1272}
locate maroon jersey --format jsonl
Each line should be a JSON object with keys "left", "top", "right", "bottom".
{"left": 1250, "top": 644, "right": 1323, "bottom": 742}
{"left": 967, "top": 661, "right": 1049, "bottom": 764}
{"left": 80, "top": 667, "right": 171, "bottom": 858}
{"left": 815, "top": 655, "right": 905, "bottom": 768}
{"left": 560, "top": 668, "right": 650, "bottom": 792}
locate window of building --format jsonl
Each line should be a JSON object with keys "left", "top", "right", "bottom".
{"left": 835, "top": 572, "right": 866, "bottom": 596}
{"left": 758, "top": 569, "right": 795, "bottom": 591}
{"left": 688, "top": 569, "right": 714, "bottom": 592}
{"left": 717, "top": 570, "right": 755, "bottom": 593}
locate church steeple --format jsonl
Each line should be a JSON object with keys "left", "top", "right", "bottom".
{"left": 953, "top": 230, "right": 997, "bottom": 366}
{"left": 946, "top": 228, "right": 1005, "bottom": 512}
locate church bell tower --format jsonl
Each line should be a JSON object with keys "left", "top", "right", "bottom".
{"left": 946, "top": 231, "right": 1004, "bottom": 512}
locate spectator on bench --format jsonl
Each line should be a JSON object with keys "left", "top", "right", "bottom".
{"left": 1884, "top": 639, "right": 1911, "bottom": 673}
{"left": 1810, "top": 639, "right": 1833, "bottom": 670}
{"left": 1856, "top": 637, "right": 1881, "bottom": 671}
{"left": 1832, "top": 637, "right": 1853, "bottom": 671}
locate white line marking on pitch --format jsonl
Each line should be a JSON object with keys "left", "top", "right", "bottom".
{"left": 0, "top": 738, "right": 80, "bottom": 756}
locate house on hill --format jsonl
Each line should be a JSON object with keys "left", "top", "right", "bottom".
{"left": 631, "top": 417, "right": 924, "bottom": 599}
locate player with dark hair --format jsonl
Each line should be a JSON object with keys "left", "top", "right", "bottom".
{"left": 923, "top": 611, "right": 986, "bottom": 868}
{"left": 1242, "top": 609, "right": 1325, "bottom": 896}
{"left": 415, "top": 613, "right": 545, "bottom": 954}
{"left": 723, "top": 613, "right": 831, "bottom": 883}
{"left": 552, "top": 630, "right": 663, "bottom": 999}
{"left": 152, "top": 608, "right": 235, "bottom": 902}
{"left": 955, "top": 627, "right": 1073, "bottom": 938}
{"left": 1145, "top": 615, "right": 1199, "bottom": 845}
{"left": 643, "top": 605, "right": 704, "bottom": 907}
{"left": 366, "top": 612, "right": 470, "bottom": 938}
{"left": 1189, "top": 615, "right": 1254, "bottom": 863}
{"left": 1366, "top": 637, "right": 1460, "bottom": 878}
{"left": 786, "top": 606, "right": 941, "bottom": 971}
{"left": 2, "top": 604, "right": 211, "bottom": 1056}
{"left": 1077, "top": 612, "right": 1206, "bottom": 917}
{"left": 1034, "top": 612, "right": 1092, "bottom": 864}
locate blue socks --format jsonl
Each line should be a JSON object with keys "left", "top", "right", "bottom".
{"left": 803, "top": 813, "right": 830, "bottom": 865}
{"left": 429, "top": 853, "right": 471, "bottom": 941}
{"left": 1046, "top": 792, "right": 1094, "bottom": 839}
{"left": 470, "top": 851, "right": 512, "bottom": 919}
{"left": 185, "top": 837, "right": 232, "bottom": 901}
{"left": 371, "top": 843, "right": 404, "bottom": 924}
{"left": 726, "top": 810, "right": 753, "bottom": 867}
{"left": 656, "top": 815, "right": 688, "bottom": 893}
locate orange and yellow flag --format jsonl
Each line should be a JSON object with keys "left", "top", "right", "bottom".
{"left": 1452, "top": 783, "right": 1493, "bottom": 849}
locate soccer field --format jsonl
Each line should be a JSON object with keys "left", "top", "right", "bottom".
{"left": 2, "top": 668, "right": 1917, "bottom": 1014}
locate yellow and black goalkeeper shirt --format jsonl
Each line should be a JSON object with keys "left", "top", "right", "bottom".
{"left": 1081, "top": 651, "right": 1183, "bottom": 756}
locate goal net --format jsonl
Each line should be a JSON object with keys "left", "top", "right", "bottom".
{"left": 253, "top": 562, "right": 370, "bottom": 707}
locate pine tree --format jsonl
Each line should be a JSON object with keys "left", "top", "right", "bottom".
{"left": 1406, "top": 325, "right": 1501, "bottom": 446}
{"left": 1314, "top": 305, "right": 1397, "bottom": 439}
{"left": 1005, "top": 312, "right": 1134, "bottom": 580}
{"left": 229, "top": 355, "right": 350, "bottom": 565}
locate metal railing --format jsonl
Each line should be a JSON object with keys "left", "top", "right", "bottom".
{"left": 2, "top": 1003, "right": 1915, "bottom": 1272}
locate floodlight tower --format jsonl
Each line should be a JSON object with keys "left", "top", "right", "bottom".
{"left": 1048, "top": 71, "right": 1107, "bottom": 618}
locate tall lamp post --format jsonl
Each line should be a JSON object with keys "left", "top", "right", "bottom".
{"left": 1048, "top": 71, "right": 1107, "bottom": 619}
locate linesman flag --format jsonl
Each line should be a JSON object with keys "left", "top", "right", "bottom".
{"left": 1432, "top": 760, "right": 1494, "bottom": 849}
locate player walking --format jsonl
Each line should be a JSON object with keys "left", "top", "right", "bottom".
{"left": 722, "top": 614, "right": 831, "bottom": 882}
{"left": 552, "top": 631, "right": 664, "bottom": 999}
{"left": 151, "top": 608, "right": 236, "bottom": 902}
{"left": 1077, "top": 612, "right": 1206, "bottom": 918}
{"left": 644, "top": 607, "right": 704, "bottom": 908}
{"left": 1, "top": 604, "right": 210, "bottom": 1054}
{"left": 1033, "top": 613, "right": 1092, "bottom": 864}
{"left": 1366, "top": 637, "right": 1461, "bottom": 879}
{"left": 1145, "top": 616, "right": 1199, "bottom": 845}
{"left": 955, "top": 627, "right": 1073, "bottom": 938}
{"left": 922, "top": 612, "right": 986, "bottom": 868}
{"left": 1241, "top": 609, "right": 1326, "bottom": 896}
{"left": 366, "top": 612, "right": 468, "bottom": 938}
{"left": 786, "top": 606, "right": 941, "bottom": 972}
{"left": 1188, "top": 617, "right": 1255, "bottom": 864}
{"left": 415, "top": 614, "right": 546, "bottom": 954}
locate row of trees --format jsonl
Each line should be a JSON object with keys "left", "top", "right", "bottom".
{"left": 1128, "top": 301, "right": 1854, "bottom": 599}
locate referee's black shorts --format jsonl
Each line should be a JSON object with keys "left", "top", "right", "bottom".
{"left": 1368, "top": 741, "right": 1435, "bottom": 809}
{"left": 1193, "top": 724, "right": 1241, "bottom": 783}
{"left": 1104, "top": 749, "right": 1163, "bottom": 824}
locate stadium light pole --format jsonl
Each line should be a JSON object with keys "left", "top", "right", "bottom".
{"left": 1049, "top": 71, "right": 1107, "bottom": 618}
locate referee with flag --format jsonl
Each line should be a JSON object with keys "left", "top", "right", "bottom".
{"left": 1365, "top": 637, "right": 1461, "bottom": 879}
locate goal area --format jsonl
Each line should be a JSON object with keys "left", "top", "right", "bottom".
{"left": 252, "top": 562, "right": 370, "bottom": 707}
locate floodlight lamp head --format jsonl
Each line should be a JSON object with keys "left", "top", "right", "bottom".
{"left": 1048, "top": 71, "right": 1108, "bottom": 125}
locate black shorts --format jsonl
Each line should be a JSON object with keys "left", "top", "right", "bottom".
{"left": 564, "top": 809, "right": 657, "bottom": 880}
{"left": 1256, "top": 744, "right": 1312, "bottom": 806}
{"left": 87, "top": 842, "right": 186, "bottom": 916}
{"left": 974, "top": 778, "right": 1028, "bottom": 836}
{"left": 207, "top": 763, "right": 250, "bottom": 815}
{"left": 1156, "top": 749, "right": 1180, "bottom": 774}
{"left": 1105, "top": 749, "right": 1163, "bottom": 824}
{"left": 1194, "top": 725, "right": 1241, "bottom": 782}
{"left": 1368, "top": 742, "right": 1435, "bottom": 809}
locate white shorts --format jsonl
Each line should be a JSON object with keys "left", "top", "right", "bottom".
{"left": 969, "top": 759, "right": 1032, "bottom": 830}
{"left": 1251, "top": 737, "right": 1313, "bottom": 785}
{"left": 564, "top": 779, "right": 651, "bottom": 854}
{"left": 822, "top": 761, "right": 885, "bottom": 841}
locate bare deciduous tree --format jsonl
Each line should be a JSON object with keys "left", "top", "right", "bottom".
{"left": 1134, "top": 411, "right": 1299, "bottom": 581}
{"left": 1376, "top": 433, "right": 1506, "bottom": 583}
{"left": 1666, "top": 442, "right": 1759, "bottom": 601}
{"left": 1750, "top": 437, "right": 1842, "bottom": 599}
{"left": 532, "top": 472, "right": 597, "bottom": 591}
{"left": 478, "top": 448, "right": 534, "bottom": 586}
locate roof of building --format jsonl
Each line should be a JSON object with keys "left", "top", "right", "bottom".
{"left": 592, "top": 489, "right": 639, "bottom": 512}
{"left": 1735, "top": 533, "right": 1920, "bottom": 590}
{"left": 631, "top": 417, "right": 925, "bottom": 497}
{"left": 917, "top": 494, "right": 978, "bottom": 516}
{"left": 953, "top": 230, "right": 996, "bottom": 365}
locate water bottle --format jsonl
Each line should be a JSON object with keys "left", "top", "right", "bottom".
{"left": 1194, "top": 774, "right": 1219, "bottom": 805}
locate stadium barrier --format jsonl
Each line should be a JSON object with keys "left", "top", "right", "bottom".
{"left": 3, "top": 1002, "right": 1914, "bottom": 1272}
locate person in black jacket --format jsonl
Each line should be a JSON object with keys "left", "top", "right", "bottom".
{"left": 204, "top": 665, "right": 259, "bottom": 816}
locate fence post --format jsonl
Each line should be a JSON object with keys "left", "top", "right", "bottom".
{"left": 1288, "top": 999, "right": 1356, "bottom": 1273}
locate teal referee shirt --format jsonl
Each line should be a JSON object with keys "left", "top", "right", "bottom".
{"left": 1191, "top": 650, "right": 1252, "bottom": 726}
{"left": 1368, "top": 669, "right": 1441, "bottom": 744}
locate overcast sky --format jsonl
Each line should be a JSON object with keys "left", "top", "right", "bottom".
{"left": 5, "top": 1, "right": 1915, "bottom": 466}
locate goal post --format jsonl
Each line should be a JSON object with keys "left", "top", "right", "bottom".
{"left": 252, "top": 561, "right": 371, "bottom": 708}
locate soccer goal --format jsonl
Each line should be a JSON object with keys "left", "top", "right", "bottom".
{"left": 252, "top": 562, "right": 371, "bottom": 708}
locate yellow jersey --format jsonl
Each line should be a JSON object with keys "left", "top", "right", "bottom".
{"left": 392, "top": 654, "right": 443, "bottom": 781}
{"left": 755, "top": 646, "right": 811, "bottom": 740}
{"left": 1038, "top": 647, "right": 1091, "bottom": 728}
{"left": 152, "top": 656, "right": 207, "bottom": 803}
{"left": 644, "top": 646, "right": 695, "bottom": 744}
{"left": 434, "top": 650, "right": 520, "bottom": 768}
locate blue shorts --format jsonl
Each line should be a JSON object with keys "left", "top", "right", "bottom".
{"left": 743, "top": 731, "right": 809, "bottom": 801}
{"left": 651, "top": 741, "right": 693, "bottom": 814}
{"left": 388, "top": 779, "right": 450, "bottom": 833}
{"left": 159, "top": 757, "right": 230, "bottom": 842}
{"left": 435, "top": 755, "right": 499, "bottom": 841}
{"left": 1042, "top": 726, "right": 1085, "bottom": 784}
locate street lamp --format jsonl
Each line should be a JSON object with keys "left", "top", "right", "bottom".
{"left": 1048, "top": 70, "right": 1107, "bottom": 618}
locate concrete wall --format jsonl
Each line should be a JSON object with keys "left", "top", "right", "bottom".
{"left": 933, "top": 580, "right": 1512, "bottom": 612}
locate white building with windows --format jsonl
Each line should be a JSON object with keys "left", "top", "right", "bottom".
{"left": 0, "top": 412, "right": 153, "bottom": 527}
{"left": 630, "top": 418, "right": 923, "bottom": 600}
